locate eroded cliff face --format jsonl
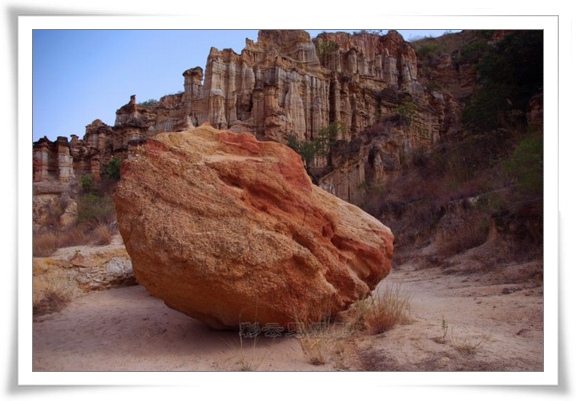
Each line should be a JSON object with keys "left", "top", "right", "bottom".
{"left": 32, "top": 29, "right": 463, "bottom": 228}
{"left": 110, "top": 29, "right": 451, "bottom": 144}
{"left": 176, "top": 30, "right": 425, "bottom": 143}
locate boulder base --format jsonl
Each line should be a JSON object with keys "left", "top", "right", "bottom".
{"left": 114, "top": 124, "right": 394, "bottom": 329}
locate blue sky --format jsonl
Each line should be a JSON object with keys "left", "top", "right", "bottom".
{"left": 32, "top": 29, "right": 454, "bottom": 142}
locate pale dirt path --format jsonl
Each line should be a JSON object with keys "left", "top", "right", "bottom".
{"left": 33, "top": 285, "right": 319, "bottom": 372}
{"left": 33, "top": 258, "right": 544, "bottom": 372}
{"left": 357, "top": 261, "right": 544, "bottom": 371}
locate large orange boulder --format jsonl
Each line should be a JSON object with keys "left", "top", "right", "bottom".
{"left": 114, "top": 124, "right": 394, "bottom": 330}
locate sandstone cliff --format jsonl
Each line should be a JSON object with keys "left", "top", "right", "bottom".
{"left": 32, "top": 29, "right": 464, "bottom": 229}
{"left": 110, "top": 30, "right": 431, "bottom": 143}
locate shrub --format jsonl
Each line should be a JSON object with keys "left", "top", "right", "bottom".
{"left": 104, "top": 156, "right": 122, "bottom": 180}
{"left": 427, "top": 81, "right": 442, "bottom": 91}
{"left": 138, "top": 99, "right": 159, "bottom": 107}
{"left": 463, "top": 30, "right": 543, "bottom": 133}
{"left": 316, "top": 122, "right": 344, "bottom": 154}
{"left": 286, "top": 122, "right": 343, "bottom": 166}
{"left": 504, "top": 131, "right": 543, "bottom": 196}
{"left": 77, "top": 193, "right": 116, "bottom": 225}
{"left": 314, "top": 38, "right": 339, "bottom": 62}
{"left": 394, "top": 102, "right": 417, "bottom": 126}
{"left": 287, "top": 135, "right": 317, "bottom": 166}
{"left": 34, "top": 169, "right": 119, "bottom": 255}
{"left": 80, "top": 174, "right": 96, "bottom": 194}
{"left": 415, "top": 41, "right": 448, "bottom": 63}
{"left": 452, "top": 38, "right": 489, "bottom": 66}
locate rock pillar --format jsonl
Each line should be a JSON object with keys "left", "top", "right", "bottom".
{"left": 56, "top": 137, "right": 74, "bottom": 182}
{"left": 33, "top": 141, "right": 51, "bottom": 182}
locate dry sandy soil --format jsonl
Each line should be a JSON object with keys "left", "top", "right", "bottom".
{"left": 32, "top": 240, "right": 544, "bottom": 373}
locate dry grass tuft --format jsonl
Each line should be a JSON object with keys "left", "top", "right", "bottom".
{"left": 450, "top": 329, "right": 491, "bottom": 356}
{"left": 33, "top": 288, "right": 72, "bottom": 316}
{"left": 33, "top": 226, "right": 88, "bottom": 257}
{"left": 92, "top": 222, "right": 113, "bottom": 245}
{"left": 350, "top": 284, "right": 413, "bottom": 335}
{"left": 223, "top": 333, "right": 273, "bottom": 372}
{"left": 287, "top": 301, "right": 350, "bottom": 366}
{"left": 56, "top": 225, "right": 92, "bottom": 248}
{"left": 32, "top": 232, "right": 59, "bottom": 257}
{"left": 296, "top": 321, "right": 354, "bottom": 366}
{"left": 299, "top": 335, "right": 329, "bottom": 366}
{"left": 289, "top": 312, "right": 331, "bottom": 366}
{"left": 33, "top": 223, "right": 117, "bottom": 257}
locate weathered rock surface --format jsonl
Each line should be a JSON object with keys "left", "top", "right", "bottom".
{"left": 114, "top": 124, "right": 394, "bottom": 330}
{"left": 33, "top": 30, "right": 467, "bottom": 230}
{"left": 31, "top": 29, "right": 447, "bottom": 184}
{"left": 33, "top": 235, "right": 134, "bottom": 307}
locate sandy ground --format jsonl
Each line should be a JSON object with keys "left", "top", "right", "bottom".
{"left": 33, "top": 250, "right": 544, "bottom": 372}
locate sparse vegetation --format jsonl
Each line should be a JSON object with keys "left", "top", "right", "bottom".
{"left": 76, "top": 169, "right": 120, "bottom": 229}
{"left": 450, "top": 329, "right": 491, "bottom": 356}
{"left": 138, "top": 98, "right": 159, "bottom": 107}
{"left": 104, "top": 156, "right": 123, "bottom": 181}
{"left": 34, "top": 165, "right": 121, "bottom": 257}
{"left": 462, "top": 30, "right": 543, "bottom": 133}
{"left": 299, "top": 334, "right": 329, "bottom": 366}
{"left": 313, "top": 38, "right": 339, "bottom": 62}
{"left": 436, "top": 210, "right": 490, "bottom": 258}
{"left": 394, "top": 102, "right": 417, "bottom": 127}
{"left": 453, "top": 38, "right": 490, "bottom": 66}
{"left": 288, "top": 301, "right": 333, "bottom": 366}
{"left": 80, "top": 174, "right": 96, "bottom": 193}
{"left": 286, "top": 121, "right": 343, "bottom": 167}
{"left": 503, "top": 130, "right": 543, "bottom": 197}
{"left": 224, "top": 330, "right": 273, "bottom": 372}
{"left": 290, "top": 295, "right": 416, "bottom": 368}
{"left": 294, "top": 316, "right": 354, "bottom": 366}
{"left": 77, "top": 193, "right": 116, "bottom": 225}
{"left": 414, "top": 41, "right": 448, "bottom": 64}
{"left": 351, "top": 284, "right": 412, "bottom": 335}
{"left": 92, "top": 222, "right": 114, "bottom": 245}
{"left": 33, "top": 287, "right": 72, "bottom": 316}
{"left": 360, "top": 59, "right": 542, "bottom": 259}
{"left": 439, "top": 316, "right": 449, "bottom": 343}
{"left": 32, "top": 231, "right": 60, "bottom": 257}
{"left": 32, "top": 222, "right": 115, "bottom": 257}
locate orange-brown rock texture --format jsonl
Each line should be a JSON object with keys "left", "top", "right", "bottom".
{"left": 114, "top": 124, "right": 394, "bottom": 329}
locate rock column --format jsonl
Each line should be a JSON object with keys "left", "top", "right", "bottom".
{"left": 33, "top": 141, "right": 51, "bottom": 182}
{"left": 56, "top": 137, "right": 74, "bottom": 182}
